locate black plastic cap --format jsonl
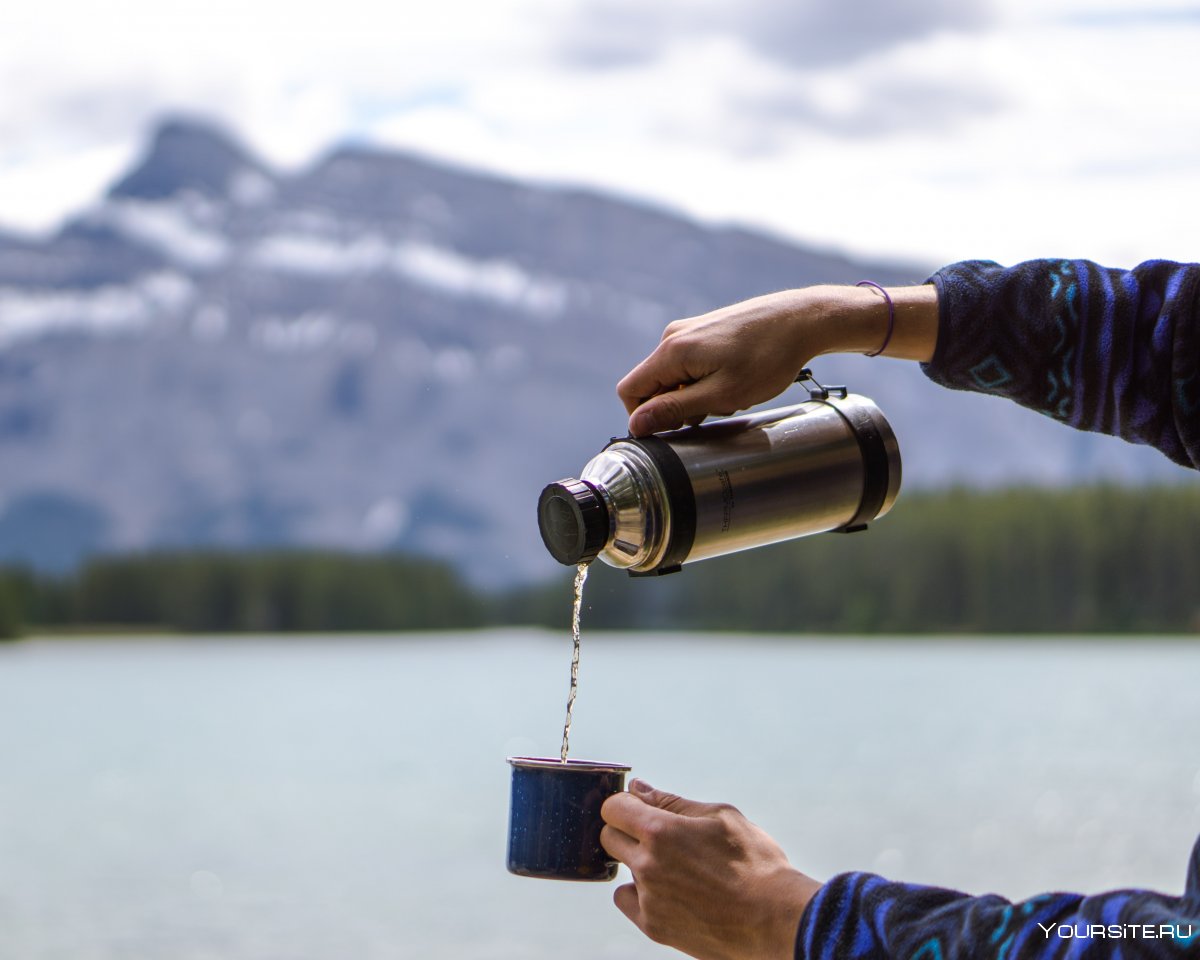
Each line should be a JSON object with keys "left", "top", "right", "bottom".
{"left": 537, "top": 479, "right": 609, "bottom": 565}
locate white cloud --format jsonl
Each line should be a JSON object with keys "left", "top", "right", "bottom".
{"left": 0, "top": 142, "right": 137, "bottom": 240}
{"left": 0, "top": 0, "right": 548, "bottom": 227}
{"left": 1, "top": 0, "right": 1198, "bottom": 270}
{"left": 373, "top": 11, "right": 1200, "bottom": 268}
{"left": 554, "top": 0, "right": 993, "bottom": 69}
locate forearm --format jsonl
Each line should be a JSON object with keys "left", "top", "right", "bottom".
{"left": 792, "top": 283, "right": 939, "bottom": 363}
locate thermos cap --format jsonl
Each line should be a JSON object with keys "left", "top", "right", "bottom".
{"left": 538, "top": 479, "right": 609, "bottom": 565}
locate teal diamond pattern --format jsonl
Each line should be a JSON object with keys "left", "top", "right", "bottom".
{"left": 969, "top": 356, "right": 1013, "bottom": 391}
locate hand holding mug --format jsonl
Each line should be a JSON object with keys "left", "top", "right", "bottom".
{"left": 600, "top": 780, "right": 822, "bottom": 960}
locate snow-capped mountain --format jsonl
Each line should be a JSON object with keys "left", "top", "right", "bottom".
{"left": 0, "top": 119, "right": 1185, "bottom": 581}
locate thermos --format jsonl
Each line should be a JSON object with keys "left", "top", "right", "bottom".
{"left": 537, "top": 380, "right": 901, "bottom": 576}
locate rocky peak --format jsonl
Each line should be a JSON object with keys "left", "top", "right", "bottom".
{"left": 107, "top": 116, "right": 271, "bottom": 202}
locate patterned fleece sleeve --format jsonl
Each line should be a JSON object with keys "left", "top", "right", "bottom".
{"left": 923, "top": 259, "right": 1200, "bottom": 470}
{"left": 796, "top": 836, "right": 1200, "bottom": 960}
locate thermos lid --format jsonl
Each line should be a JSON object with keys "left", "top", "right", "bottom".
{"left": 537, "top": 478, "right": 609, "bottom": 565}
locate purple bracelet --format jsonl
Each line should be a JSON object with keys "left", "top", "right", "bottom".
{"left": 856, "top": 280, "right": 895, "bottom": 357}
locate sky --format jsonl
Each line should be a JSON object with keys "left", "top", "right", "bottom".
{"left": 1, "top": 0, "right": 1198, "bottom": 270}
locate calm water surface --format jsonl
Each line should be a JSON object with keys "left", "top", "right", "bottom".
{"left": 1, "top": 632, "right": 1198, "bottom": 959}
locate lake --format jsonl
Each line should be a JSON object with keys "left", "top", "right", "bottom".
{"left": 1, "top": 632, "right": 1198, "bottom": 959}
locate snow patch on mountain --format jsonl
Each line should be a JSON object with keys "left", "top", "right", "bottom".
{"left": 250, "top": 233, "right": 387, "bottom": 275}
{"left": 393, "top": 242, "right": 566, "bottom": 319}
{"left": 249, "top": 232, "right": 567, "bottom": 318}
{"left": 0, "top": 272, "right": 194, "bottom": 348}
{"left": 89, "top": 198, "right": 230, "bottom": 269}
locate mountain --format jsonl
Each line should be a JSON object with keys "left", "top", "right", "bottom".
{"left": 0, "top": 118, "right": 1188, "bottom": 583}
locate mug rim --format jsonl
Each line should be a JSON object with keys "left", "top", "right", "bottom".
{"left": 507, "top": 756, "right": 631, "bottom": 773}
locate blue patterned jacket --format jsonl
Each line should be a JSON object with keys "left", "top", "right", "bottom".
{"left": 795, "top": 259, "right": 1200, "bottom": 959}
{"left": 924, "top": 259, "right": 1200, "bottom": 470}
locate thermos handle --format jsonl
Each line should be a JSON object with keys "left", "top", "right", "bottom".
{"left": 794, "top": 368, "right": 848, "bottom": 401}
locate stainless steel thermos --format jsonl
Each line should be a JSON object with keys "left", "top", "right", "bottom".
{"left": 537, "top": 385, "right": 901, "bottom": 576}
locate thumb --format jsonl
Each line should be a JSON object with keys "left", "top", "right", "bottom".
{"left": 629, "top": 779, "right": 716, "bottom": 817}
{"left": 628, "top": 378, "right": 731, "bottom": 437}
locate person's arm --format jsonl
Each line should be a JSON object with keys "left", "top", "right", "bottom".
{"left": 925, "top": 258, "right": 1200, "bottom": 470}
{"left": 618, "top": 259, "right": 1200, "bottom": 470}
{"left": 616, "top": 284, "right": 938, "bottom": 437}
{"left": 599, "top": 781, "right": 1200, "bottom": 960}
{"left": 799, "top": 865, "right": 1200, "bottom": 960}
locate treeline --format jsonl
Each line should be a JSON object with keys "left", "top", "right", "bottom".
{"left": 2, "top": 485, "right": 1199, "bottom": 638}
{"left": 562, "top": 484, "right": 1200, "bottom": 634}
{"left": 0, "top": 552, "right": 485, "bottom": 638}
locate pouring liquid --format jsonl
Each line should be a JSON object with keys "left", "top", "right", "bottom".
{"left": 559, "top": 562, "right": 589, "bottom": 762}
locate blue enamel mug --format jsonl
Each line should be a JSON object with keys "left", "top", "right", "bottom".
{"left": 506, "top": 757, "right": 631, "bottom": 881}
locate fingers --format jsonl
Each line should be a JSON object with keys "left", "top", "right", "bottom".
{"left": 601, "top": 790, "right": 665, "bottom": 839}
{"left": 626, "top": 388, "right": 689, "bottom": 437}
{"left": 616, "top": 290, "right": 834, "bottom": 438}
{"left": 616, "top": 321, "right": 713, "bottom": 419}
{"left": 602, "top": 781, "right": 731, "bottom": 841}
{"left": 599, "top": 823, "right": 639, "bottom": 864}
{"left": 627, "top": 377, "right": 736, "bottom": 437}
{"left": 629, "top": 779, "right": 722, "bottom": 817}
{"left": 613, "top": 882, "right": 641, "bottom": 926}
{"left": 616, "top": 355, "right": 688, "bottom": 418}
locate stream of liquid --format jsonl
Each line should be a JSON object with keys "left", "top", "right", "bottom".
{"left": 559, "top": 562, "right": 589, "bottom": 762}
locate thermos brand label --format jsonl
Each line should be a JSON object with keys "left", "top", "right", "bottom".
{"left": 717, "top": 469, "right": 735, "bottom": 533}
